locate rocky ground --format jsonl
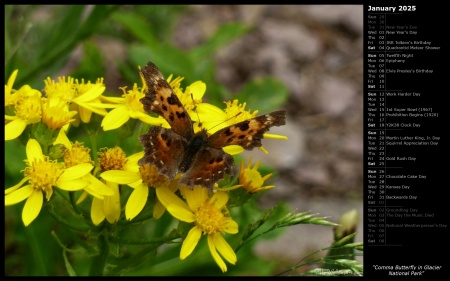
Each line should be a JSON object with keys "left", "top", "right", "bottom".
{"left": 173, "top": 5, "right": 364, "bottom": 273}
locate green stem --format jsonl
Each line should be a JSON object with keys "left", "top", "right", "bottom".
{"left": 108, "top": 229, "right": 181, "bottom": 245}
{"left": 89, "top": 234, "right": 109, "bottom": 276}
{"left": 235, "top": 227, "right": 272, "bottom": 253}
{"left": 88, "top": 127, "right": 99, "bottom": 163}
{"left": 275, "top": 248, "right": 325, "bottom": 276}
{"left": 51, "top": 230, "right": 84, "bottom": 254}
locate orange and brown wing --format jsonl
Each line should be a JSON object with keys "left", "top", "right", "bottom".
{"left": 140, "top": 61, "right": 194, "bottom": 140}
{"left": 207, "top": 110, "right": 286, "bottom": 150}
{"left": 138, "top": 126, "right": 186, "bottom": 181}
{"left": 179, "top": 147, "right": 234, "bottom": 191}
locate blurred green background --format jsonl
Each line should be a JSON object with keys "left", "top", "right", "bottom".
{"left": 5, "top": 5, "right": 364, "bottom": 276}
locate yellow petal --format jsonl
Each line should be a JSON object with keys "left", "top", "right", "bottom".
{"left": 124, "top": 152, "right": 144, "bottom": 172}
{"left": 212, "top": 234, "right": 237, "bottom": 265}
{"left": 84, "top": 174, "right": 114, "bottom": 197}
{"left": 180, "top": 226, "right": 202, "bottom": 259}
{"left": 156, "top": 185, "right": 189, "bottom": 210}
{"left": 57, "top": 178, "right": 90, "bottom": 191}
{"left": 100, "top": 96, "right": 124, "bottom": 104}
{"left": 76, "top": 101, "right": 108, "bottom": 116}
{"left": 207, "top": 234, "right": 227, "bottom": 272}
{"left": 128, "top": 179, "right": 144, "bottom": 189}
{"left": 101, "top": 106, "right": 130, "bottom": 131}
{"left": 100, "top": 170, "right": 141, "bottom": 184}
{"left": 5, "top": 177, "right": 29, "bottom": 195}
{"left": 53, "top": 129, "right": 71, "bottom": 148}
{"left": 78, "top": 105, "right": 93, "bottom": 123}
{"left": 167, "top": 204, "right": 195, "bottom": 223}
{"left": 196, "top": 102, "right": 226, "bottom": 118}
{"left": 5, "top": 118, "right": 27, "bottom": 140}
{"left": 74, "top": 84, "right": 105, "bottom": 102}
{"left": 5, "top": 115, "right": 18, "bottom": 121}
{"left": 5, "top": 184, "right": 33, "bottom": 205}
{"left": 59, "top": 163, "right": 93, "bottom": 181}
{"left": 91, "top": 197, "right": 105, "bottom": 225}
{"left": 153, "top": 200, "right": 166, "bottom": 219}
{"left": 223, "top": 219, "right": 239, "bottom": 234}
{"left": 223, "top": 145, "right": 244, "bottom": 155}
{"left": 25, "top": 137, "right": 42, "bottom": 159}
{"left": 5, "top": 69, "right": 19, "bottom": 94}
{"left": 104, "top": 183, "right": 121, "bottom": 223}
{"left": 210, "top": 191, "right": 228, "bottom": 209}
{"left": 125, "top": 184, "right": 148, "bottom": 220}
{"left": 22, "top": 190, "right": 43, "bottom": 226}
{"left": 188, "top": 81, "right": 206, "bottom": 100}
{"left": 76, "top": 191, "right": 89, "bottom": 204}
{"left": 263, "top": 133, "right": 288, "bottom": 140}
{"left": 183, "top": 186, "right": 208, "bottom": 211}
{"left": 138, "top": 114, "right": 170, "bottom": 128}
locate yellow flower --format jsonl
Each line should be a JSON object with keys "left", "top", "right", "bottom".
{"left": 156, "top": 185, "right": 238, "bottom": 272}
{"left": 44, "top": 76, "right": 108, "bottom": 126}
{"left": 73, "top": 78, "right": 109, "bottom": 124}
{"left": 89, "top": 146, "right": 130, "bottom": 225}
{"left": 4, "top": 139, "right": 93, "bottom": 226}
{"left": 100, "top": 153, "right": 178, "bottom": 220}
{"left": 41, "top": 97, "right": 77, "bottom": 130}
{"left": 169, "top": 76, "right": 206, "bottom": 113}
{"left": 54, "top": 130, "right": 113, "bottom": 200}
{"left": 5, "top": 82, "right": 42, "bottom": 140}
{"left": 239, "top": 157, "right": 275, "bottom": 193}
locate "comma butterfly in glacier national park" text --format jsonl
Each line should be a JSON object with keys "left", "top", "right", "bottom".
{"left": 138, "top": 61, "right": 286, "bottom": 192}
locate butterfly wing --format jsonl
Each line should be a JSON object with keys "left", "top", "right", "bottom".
{"left": 140, "top": 61, "right": 194, "bottom": 140}
{"left": 139, "top": 126, "right": 186, "bottom": 181}
{"left": 207, "top": 110, "right": 286, "bottom": 149}
{"left": 179, "top": 147, "right": 234, "bottom": 190}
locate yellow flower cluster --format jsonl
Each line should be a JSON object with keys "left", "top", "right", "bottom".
{"left": 4, "top": 67, "right": 287, "bottom": 272}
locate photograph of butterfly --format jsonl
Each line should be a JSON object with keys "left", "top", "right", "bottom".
{"left": 138, "top": 61, "right": 286, "bottom": 192}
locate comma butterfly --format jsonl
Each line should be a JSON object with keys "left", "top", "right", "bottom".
{"left": 138, "top": 61, "right": 286, "bottom": 191}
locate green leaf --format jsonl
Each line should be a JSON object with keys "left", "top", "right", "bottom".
{"left": 12, "top": 5, "right": 116, "bottom": 86}
{"left": 77, "top": 5, "right": 118, "bottom": 40}
{"left": 189, "top": 22, "right": 251, "bottom": 59}
{"left": 128, "top": 44, "right": 194, "bottom": 80}
{"left": 63, "top": 250, "right": 77, "bottom": 276}
{"left": 235, "top": 78, "right": 289, "bottom": 113}
{"left": 70, "top": 41, "right": 105, "bottom": 81}
{"left": 112, "top": 11, "right": 159, "bottom": 47}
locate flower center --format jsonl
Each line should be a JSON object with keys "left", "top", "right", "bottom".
{"left": 241, "top": 168, "right": 264, "bottom": 189}
{"left": 24, "top": 156, "right": 64, "bottom": 200}
{"left": 139, "top": 164, "right": 171, "bottom": 187}
{"left": 224, "top": 100, "right": 257, "bottom": 122}
{"left": 14, "top": 90, "right": 42, "bottom": 124}
{"left": 121, "top": 85, "right": 146, "bottom": 112}
{"left": 195, "top": 202, "right": 227, "bottom": 235}
{"left": 64, "top": 141, "right": 93, "bottom": 168}
{"left": 41, "top": 99, "right": 77, "bottom": 130}
{"left": 44, "top": 76, "right": 77, "bottom": 103}
{"left": 98, "top": 147, "right": 127, "bottom": 171}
